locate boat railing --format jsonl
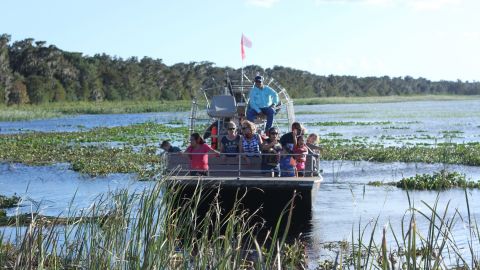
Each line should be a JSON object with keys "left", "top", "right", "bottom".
{"left": 161, "top": 151, "right": 321, "bottom": 178}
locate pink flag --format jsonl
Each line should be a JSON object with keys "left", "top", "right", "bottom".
{"left": 241, "top": 34, "right": 252, "bottom": 60}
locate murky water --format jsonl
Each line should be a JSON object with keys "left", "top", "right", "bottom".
{"left": 1, "top": 99, "right": 480, "bottom": 267}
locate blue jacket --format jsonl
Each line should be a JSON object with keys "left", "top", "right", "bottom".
{"left": 248, "top": 85, "right": 280, "bottom": 113}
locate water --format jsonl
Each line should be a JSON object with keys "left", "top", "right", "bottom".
{"left": 1, "top": 99, "right": 480, "bottom": 267}
{"left": 0, "top": 163, "right": 151, "bottom": 217}
{"left": 0, "top": 111, "right": 189, "bottom": 134}
{"left": 297, "top": 99, "right": 480, "bottom": 145}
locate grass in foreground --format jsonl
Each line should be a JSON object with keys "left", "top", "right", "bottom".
{"left": 1, "top": 173, "right": 479, "bottom": 269}
{"left": 0, "top": 172, "right": 306, "bottom": 269}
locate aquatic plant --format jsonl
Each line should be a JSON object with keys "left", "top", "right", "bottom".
{"left": 306, "top": 121, "right": 392, "bottom": 127}
{"left": 0, "top": 172, "right": 307, "bottom": 269}
{"left": 397, "top": 170, "right": 480, "bottom": 190}
{"left": 316, "top": 191, "right": 480, "bottom": 269}
{"left": 320, "top": 139, "right": 480, "bottom": 166}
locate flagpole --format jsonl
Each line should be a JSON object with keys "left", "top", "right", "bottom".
{"left": 241, "top": 34, "right": 244, "bottom": 102}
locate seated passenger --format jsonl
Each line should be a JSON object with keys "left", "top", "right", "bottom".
{"left": 261, "top": 127, "right": 282, "bottom": 176}
{"left": 160, "top": 140, "right": 181, "bottom": 153}
{"left": 220, "top": 122, "right": 240, "bottom": 158}
{"left": 279, "top": 144, "right": 296, "bottom": 177}
{"left": 184, "top": 133, "right": 219, "bottom": 176}
{"left": 239, "top": 120, "right": 263, "bottom": 163}
{"left": 280, "top": 122, "right": 305, "bottom": 148}
{"left": 246, "top": 75, "right": 280, "bottom": 133}
{"left": 293, "top": 135, "right": 308, "bottom": 177}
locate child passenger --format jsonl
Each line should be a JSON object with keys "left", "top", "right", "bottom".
{"left": 306, "top": 133, "right": 322, "bottom": 154}
{"left": 279, "top": 143, "right": 296, "bottom": 177}
{"left": 293, "top": 135, "right": 308, "bottom": 176}
{"left": 261, "top": 127, "right": 282, "bottom": 176}
{"left": 185, "top": 133, "right": 219, "bottom": 176}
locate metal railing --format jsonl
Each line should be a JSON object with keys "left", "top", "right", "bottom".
{"left": 161, "top": 151, "right": 321, "bottom": 178}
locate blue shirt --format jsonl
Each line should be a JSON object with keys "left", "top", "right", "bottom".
{"left": 248, "top": 85, "right": 280, "bottom": 113}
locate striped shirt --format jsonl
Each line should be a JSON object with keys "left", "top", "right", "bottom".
{"left": 242, "top": 134, "right": 260, "bottom": 157}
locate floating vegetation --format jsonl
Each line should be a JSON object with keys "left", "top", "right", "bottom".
{"left": 325, "top": 132, "right": 343, "bottom": 137}
{"left": 367, "top": 181, "right": 396, "bottom": 187}
{"left": 382, "top": 126, "right": 410, "bottom": 130}
{"left": 396, "top": 170, "right": 480, "bottom": 190}
{"left": 367, "top": 170, "right": 480, "bottom": 190}
{"left": 0, "top": 122, "right": 189, "bottom": 176}
{"left": 296, "top": 110, "right": 368, "bottom": 115}
{"left": 166, "top": 119, "right": 185, "bottom": 125}
{"left": 306, "top": 121, "right": 392, "bottom": 126}
{"left": 441, "top": 130, "right": 464, "bottom": 139}
{"left": 320, "top": 139, "right": 480, "bottom": 166}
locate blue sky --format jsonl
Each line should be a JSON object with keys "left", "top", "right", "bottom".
{"left": 2, "top": 0, "right": 479, "bottom": 81}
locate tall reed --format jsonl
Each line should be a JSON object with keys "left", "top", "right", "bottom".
{"left": 0, "top": 171, "right": 306, "bottom": 269}
{"left": 333, "top": 189, "right": 479, "bottom": 269}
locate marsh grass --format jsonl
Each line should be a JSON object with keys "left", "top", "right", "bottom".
{"left": 316, "top": 190, "right": 480, "bottom": 269}
{"left": 0, "top": 172, "right": 308, "bottom": 269}
{"left": 294, "top": 95, "right": 479, "bottom": 105}
{"left": 0, "top": 100, "right": 192, "bottom": 121}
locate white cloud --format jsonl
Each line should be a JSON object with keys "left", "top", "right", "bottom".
{"left": 246, "top": 0, "right": 280, "bottom": 8}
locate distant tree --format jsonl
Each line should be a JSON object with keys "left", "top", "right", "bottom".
{"left": 2, "top": 33, "right": 480, "bottom": 103}
{"left": 0, "top": 34, "right": 13, "bottom": 104}
{"left": 52, "top": 79, "right": 66, "bottom": 102}
{"left": 8, "top": 77, "right": 29, "bottom": 105}
{"left": 26, "top": 75, "right": 54, "bottom": 103}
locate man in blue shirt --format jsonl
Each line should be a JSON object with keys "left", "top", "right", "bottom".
{"left": 246, "top": 75, "right": 280, "bottom": 133}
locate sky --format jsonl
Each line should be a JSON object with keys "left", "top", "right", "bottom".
{"left": 1, "top": 0, "right": 480, "bottom": 81}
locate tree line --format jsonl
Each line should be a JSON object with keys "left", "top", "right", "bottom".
{"left": 1, "top": 34, "right": 479, "bottom": 105}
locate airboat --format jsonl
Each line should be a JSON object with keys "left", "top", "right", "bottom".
{"left": 164, "top": 72, "right": 322, "bottom": 224}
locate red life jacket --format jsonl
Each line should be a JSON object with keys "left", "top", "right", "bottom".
{"left": 211, "top": 126, "right": 218, "bottom": 149}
